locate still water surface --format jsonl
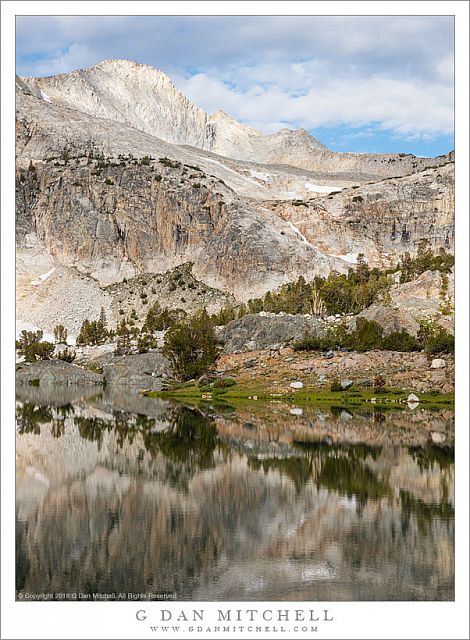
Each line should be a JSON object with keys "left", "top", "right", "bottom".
{"left": 16, "top": 386, "right": 454, "bottom": 601}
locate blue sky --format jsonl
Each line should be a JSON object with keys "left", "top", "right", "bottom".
{"left": 16, "top": 16, "right": 454, "bottom": 156}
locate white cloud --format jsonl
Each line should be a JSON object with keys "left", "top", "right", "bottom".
{"left": 16, "top": 16, "right": 454, "bottom": 142}
{"left": 176, "top": 68, "right": 453, "bottom": 138}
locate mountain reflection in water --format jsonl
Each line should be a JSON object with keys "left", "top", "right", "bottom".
{"left": 15, "top": 386, "right": 454, "bottom": 601}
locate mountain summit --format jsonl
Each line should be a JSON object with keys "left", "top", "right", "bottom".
{"left": 20, "top": 59, "right": 329, "bottom": 166}
{"left": 15, "top": 59, "right": 454, "bottom": 335}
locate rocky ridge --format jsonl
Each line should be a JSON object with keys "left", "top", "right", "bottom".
{"left": 20, "top": 59, "right": 452, "bottom": 179}
{"left": 15, "top": 60, "right": 454, "bottom": 338}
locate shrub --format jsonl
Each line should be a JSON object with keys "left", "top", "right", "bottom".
{"left": 211, "top": 377, "right": 236, "bottom": 389}
{"left": 57, "top": 347, "right": 76, "bottom": 363}
{"left": 294, "top": 334, "right": 327, "bottom": 351}
{"left": 330, "top": 379, "right": 343, "bottom": 392}
{"left": 382, "top": 331, "right": 419, "bottom": 352}
{"left": 295, "top": 320, "right": 420, "bottom": 354}
{"left": 162, "top": 309, "right": 220, "bottom": 381}
{"left": 417, "top": 320, "right": 455, "bottom": 354}
{"left": 417, "top": 320, "right": 454, "bottom": 354}
{"left": 373, "top": 375, "right": 386, "bottom": 390}
{"left": 159, "top": 157, "right": 181, "bottom": 169}
{"left": 347, "top": 318, "right": 383, "bottom": 352}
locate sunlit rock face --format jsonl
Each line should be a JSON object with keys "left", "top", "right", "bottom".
{"left": 16, "top": 396, "right": 454, "bottom": 601}
{"left": 269, "top": 163, "right": 454, "bottom": 267}
{"left": 19, "top": 60, "right": 450, "bottom": 177}
{"left": 15, "top": 60, "right": 454, "bottom": 334}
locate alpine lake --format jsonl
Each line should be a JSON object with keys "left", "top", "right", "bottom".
{"left": 16, "top": 384, "right": 454, "bottom": 602}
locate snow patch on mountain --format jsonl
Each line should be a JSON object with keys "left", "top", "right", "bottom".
{"left": 40, "top": 89, "right": 52, "bottom": 103}
{"left": 305, "top": 182, "right": 342, "bottom": 193}
{"left": 30, "top": 267, "right": 56, "bottom": 285}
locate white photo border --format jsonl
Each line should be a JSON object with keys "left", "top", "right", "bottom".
{"left": 1, "top": 2, "right": 468, "bottom": 639}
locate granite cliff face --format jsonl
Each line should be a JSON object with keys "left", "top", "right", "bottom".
{"left": 269, "top": 162, "right": 455, "bottom": 267}
{"left": 16, "top": 154, "right": 342, "bottom": 297}
{"left": 15, "top": 60, "right": 454, "bottom": 335}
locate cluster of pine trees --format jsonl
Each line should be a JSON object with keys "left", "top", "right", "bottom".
{"left": 211, "top": 243, "right": 454, "bottom": 326}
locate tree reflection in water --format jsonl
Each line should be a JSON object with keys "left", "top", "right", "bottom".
{"left": 142, "top": 406, "right": 219, "bottom": 469}
{"left": 15, "top": 398, "right": 455, "bottom": 601}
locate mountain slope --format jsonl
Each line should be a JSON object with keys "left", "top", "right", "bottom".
{"left": 20, "top": 59, "right": 451, "bottom": 178}
{"left": 15, "top": 61, "right": 454, "bottom": 336}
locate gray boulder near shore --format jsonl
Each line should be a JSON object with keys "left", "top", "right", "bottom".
{"left": 16, "top": 352, "right": 170, "bottom": 391}
{"left": 217, "top": 313, "right": 325, "bottom": 353}
{"left": 16, "top": 360, "right": 103, "bottom": 386}
{"left": 101, "top": 352, "right": 170, "bottom": 390}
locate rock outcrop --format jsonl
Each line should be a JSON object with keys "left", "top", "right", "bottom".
{"left": 15, "top": 360, "right": 103, "bottom": 386}
{"left": 218, "top": 313, "right": 325, "bottom": 353}
{"left": 15, "top": 152, "right": 344, "bottom": 298}
{"left": 101, "top": 353, "right": 170, "bottom": 390}
{"left": 270, "top": 164, "right": 454, "bottom": 267}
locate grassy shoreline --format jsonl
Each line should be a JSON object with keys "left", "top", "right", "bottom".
{"left": 143, "top": 383, "right": 454, "bottom": 409}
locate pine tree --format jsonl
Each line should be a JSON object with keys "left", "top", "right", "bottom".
{"left": 53, "top": 324, "right": 67, "bottom": 344}
{"left": 115, "top": 319, "right": 131, "bottom": 355}
{"left": 162, "top": 309, "right": 220, "bottom": 381}
{"left": 99, "top": 306, "right": 107, "bottom": 328}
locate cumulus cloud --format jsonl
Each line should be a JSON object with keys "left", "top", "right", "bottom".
{"left": 16, "top": 15, "right": 454, "bottom": 146}
{"left": 176, "top": 67, "right": 453, "bottom": 138}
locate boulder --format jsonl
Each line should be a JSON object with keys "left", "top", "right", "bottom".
{"left": 407, "top": 393, "right": 420, "bottom": 403}
{"left": 430, "top": 358, "right": 446, "bottom": 369}
{"left": 102, "top": 352, "right": 170, "bottom": 390}
{"left": 340, "top": 379, "right": 353, "bottom": 390}
{"left": 244, "top": 359, "right": 257, "bottom": 368}
{"left": 16, "top": 360, "right": 103, "bottom": 386}
{"left": 290, "top": 381, "right": 304, "bottom": 389}
{"left": 357, "top": 303, "right": 419, "bottom": 336}
{"left": 218, "top": 313, "right": 324, "bottom": 353}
